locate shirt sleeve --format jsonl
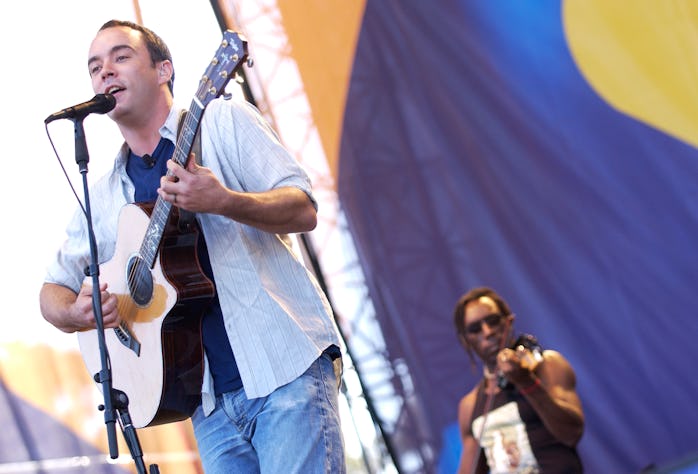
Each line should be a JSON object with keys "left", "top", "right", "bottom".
{"left": 201, "top": 97, "right": 318, "bottom": 210}
{"left": 44, "top": 206, "right": 91, "bottom": 294}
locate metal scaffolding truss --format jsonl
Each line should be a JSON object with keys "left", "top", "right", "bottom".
{"left": 210, "top": 1, "right": 435, "bottom": 472}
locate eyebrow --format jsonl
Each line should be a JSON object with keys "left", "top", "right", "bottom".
{"left": 88, "top": 44, "right": 135, "bottom": 67}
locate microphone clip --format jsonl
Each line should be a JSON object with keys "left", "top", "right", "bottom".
{"left": 142, "top": 154, "right": 156, "bottom": 168}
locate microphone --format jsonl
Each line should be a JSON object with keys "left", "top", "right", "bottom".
{"left": 44, "top": 93, "right": 116, "bottom": 124}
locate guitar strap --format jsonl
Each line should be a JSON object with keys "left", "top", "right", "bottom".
{"left": 176, "top": 110, "right": 201, "bottom": 231}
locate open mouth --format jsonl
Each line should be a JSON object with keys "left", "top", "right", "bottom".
{"left": 105, "top": 86, "right": 125, "bottom": 96}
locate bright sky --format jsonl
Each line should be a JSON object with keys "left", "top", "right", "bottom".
{"left": 2, "top": 2, "right": 222, "bottom": 350}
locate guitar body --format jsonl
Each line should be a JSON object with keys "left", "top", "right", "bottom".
{"left": 77, "top": 203, "right": 214, "bottom": 428}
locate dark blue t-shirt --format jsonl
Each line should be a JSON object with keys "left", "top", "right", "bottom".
{"left": 127, "top": 138, "right": 242, "bottom": 395}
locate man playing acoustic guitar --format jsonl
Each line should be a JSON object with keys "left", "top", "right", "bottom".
{"left": 40, "top": 19, "right": 345, "bottom": 473}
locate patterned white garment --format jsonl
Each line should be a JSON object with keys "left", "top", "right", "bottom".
{"left": 472, "top": 401, "right": 541, "bottom": 473}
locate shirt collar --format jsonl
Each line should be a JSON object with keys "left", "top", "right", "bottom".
{"left": 159, "top": 105, "right": 183, "bottom": 142}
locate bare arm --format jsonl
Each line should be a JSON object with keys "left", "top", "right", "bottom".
{"left": 456, "top": 388, "right": 488, "bottom": 474}
{"left": 497, "top": 348, "right": 585, "bottom": 446}
{"left": 158, "top": 158, "right": 317, "bottom": 234}
{"left": 40, "top": 282, "right": 120, "bottom": 333}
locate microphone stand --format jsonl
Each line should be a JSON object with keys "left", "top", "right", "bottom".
{"left": 73, "top": 118, "right": 160, "bottom": 474}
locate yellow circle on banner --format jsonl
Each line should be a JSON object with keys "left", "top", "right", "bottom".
{"left": 563, "top": 0, "right": 698, "bottom": 149}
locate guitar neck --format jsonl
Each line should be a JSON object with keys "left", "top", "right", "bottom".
{"left": 172, "top": 100, "right": 204, "bottom": 168}
{"left": 140, "top": 101, "right": 204, "bottom": 267}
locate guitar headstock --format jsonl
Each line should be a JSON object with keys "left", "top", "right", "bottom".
{"left": 196, "top": 30, "right": 249, "bottom": 106}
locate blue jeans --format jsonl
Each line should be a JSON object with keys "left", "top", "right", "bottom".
{"left": 191, "top": 352, "right": 345, "bottom": 473}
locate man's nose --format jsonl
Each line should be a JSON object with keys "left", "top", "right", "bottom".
{"left": 481, "top": 322, "right": 497, "bottom": 337}
{"left": 101, "top": 62, "right": 115, "bottom": 80}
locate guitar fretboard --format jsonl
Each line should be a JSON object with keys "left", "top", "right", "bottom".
{"left": 140, "top": 100, "right": 204, "bottom": 268}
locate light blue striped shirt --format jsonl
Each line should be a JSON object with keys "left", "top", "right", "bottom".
{"left": 45, "top": 97, "right": 340, "bottom": 415}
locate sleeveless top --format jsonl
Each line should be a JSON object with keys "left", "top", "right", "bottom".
{"left": 470, "top": 381, "right": 583, "bottom": 473}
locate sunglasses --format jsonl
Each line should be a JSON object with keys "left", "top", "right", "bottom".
{"left": 464, "top": 313, "right": 506, "bottom": 335}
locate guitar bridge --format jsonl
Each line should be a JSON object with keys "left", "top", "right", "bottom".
{"left": 114, "top": 323, "right": 141, "bottom": 356}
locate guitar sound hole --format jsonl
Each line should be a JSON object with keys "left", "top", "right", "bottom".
{"left": 127, "top": 255, "right": 154, "bottom": 306}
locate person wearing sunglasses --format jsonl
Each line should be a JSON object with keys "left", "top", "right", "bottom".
{"left": 453, "top": 287, "right": 585, "bottom": 473}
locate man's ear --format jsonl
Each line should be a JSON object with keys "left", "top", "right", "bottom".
{"left": 157, "top": 60, "right": 173, "bottom": 83}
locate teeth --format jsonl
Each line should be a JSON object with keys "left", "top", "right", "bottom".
{"left": 106, "top": 86, "right": 122, "bottom": 94}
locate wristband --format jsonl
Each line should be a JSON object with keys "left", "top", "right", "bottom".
{"left": 519, "top": 377, "right": 541, "bottom": 395}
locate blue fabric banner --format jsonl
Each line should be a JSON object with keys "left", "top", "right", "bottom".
{"left": 339, "top": 1, "right": 698, "bottom": 472}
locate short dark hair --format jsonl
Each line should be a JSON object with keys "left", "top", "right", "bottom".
{"left": 99, "top": 19, "right": 175, "bottom": 95}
